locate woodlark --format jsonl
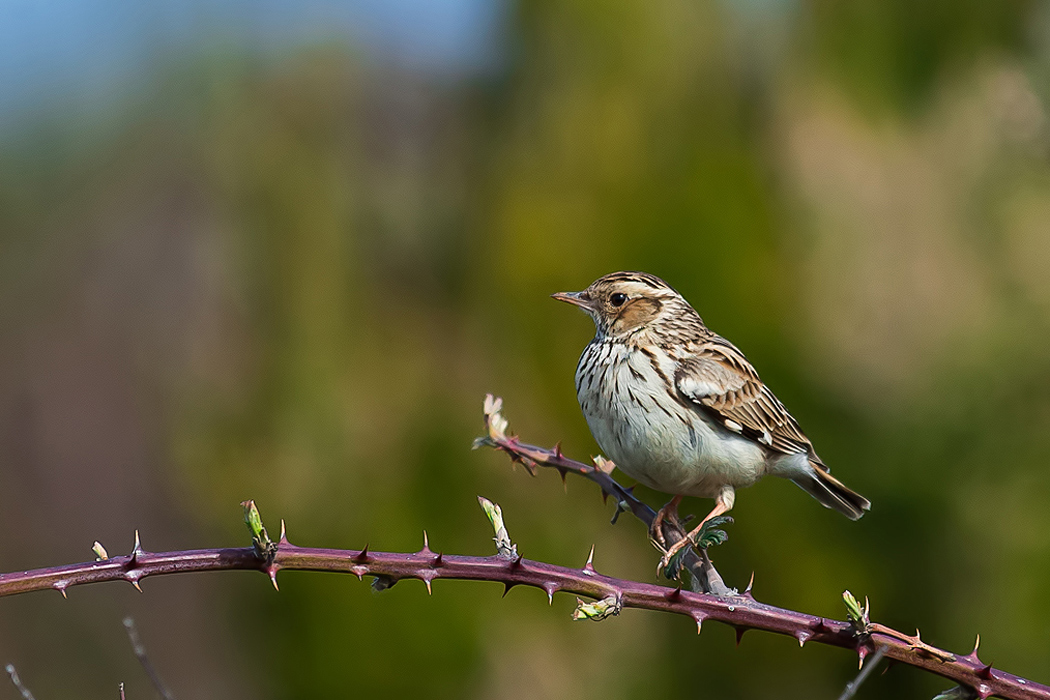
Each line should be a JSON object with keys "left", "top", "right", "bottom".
{"left": 553, "top": 271, "right": 869, "bottom": 569}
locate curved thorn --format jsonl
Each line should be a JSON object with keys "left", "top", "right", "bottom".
{"left": 279, "top": 520, "right": 289, "bottom": 545}
{"left": 735, "top": 628, "right": 745, "bottom": 647}
{"left": 268, "top": 566, "right": 280, "bottom": 591}
{"left": 422, "top": 530, "right": 430, "bottom": 553}
{"left": 666, "top": 585, "right": 683, "bottom": 601}
{"left": 965, "top": 633, "right": 982, "bottom": 663}
{"left": 583, "top": 545, "right": 595, "bottom": 572}
{"left": 424, "top": 579, "right": 432, "bottom": 595}
{"left": 502, "top": 582, "right": 517, "bottom": 598}
{"left": 432, "top": 552, "right": 444, "bottom": 568}
{"left": 858, "top": 645, "right": 869, "bottom": 670}
{"left": 353, "top": 545, "right": 370, "bottom": 563}
{"left": 128, "top": 530, "right": 143, "bottom": 566}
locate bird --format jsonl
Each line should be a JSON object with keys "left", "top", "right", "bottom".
{"left": 552, "top": 271, "right": 869, "bottom": 570}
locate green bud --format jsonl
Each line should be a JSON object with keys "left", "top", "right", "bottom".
{"left": 572, "top": 595, "right": 622, "bottom": 621}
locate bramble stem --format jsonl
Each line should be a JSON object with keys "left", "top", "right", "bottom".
{"left": 0, "top": 531, "right": 1044, "bottom": 699}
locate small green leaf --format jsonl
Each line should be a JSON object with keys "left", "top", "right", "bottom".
{"left": 478, "top": 496, "right": 517, "bottom": 558}
{"left": 241, "top": 500, "right": 277, "bottom": 561}
{"left": 692, "top": 515, "right": 733, "bottom": 550}
{"left": 843, "top": 590, "right": 870, "bottom": 632}
{"left": 572, "top": 595, "right": 622, "bottom": 621}
{"left": 660, "top": 546, "right": 691, "bottom": 580}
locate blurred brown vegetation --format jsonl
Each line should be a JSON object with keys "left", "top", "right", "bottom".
{"left": 1, "top": 1, "right": 1049, "bottom": 698}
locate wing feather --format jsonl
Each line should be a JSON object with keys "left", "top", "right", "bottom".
{"left": 674, "top": 337, "right": 814, "bottom": 458}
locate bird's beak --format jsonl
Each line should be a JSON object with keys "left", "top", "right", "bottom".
{"left": 551, "top": 290, "right": 593, "bottom": 310}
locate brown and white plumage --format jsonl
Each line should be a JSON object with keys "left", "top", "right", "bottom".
{"left": 553, "top": 271, "right": 869, "bottom": 560}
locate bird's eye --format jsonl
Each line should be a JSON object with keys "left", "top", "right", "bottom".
{"left": 610, "top": 292, "right": 627, "bottom": 307}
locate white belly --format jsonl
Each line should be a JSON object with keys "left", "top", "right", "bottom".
{"left": 576, "top": 341, "right": 767, "bottom": 498}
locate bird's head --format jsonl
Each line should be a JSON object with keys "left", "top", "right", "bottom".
{"left": 552, "top": 271, "right": 691, "bottom": 339}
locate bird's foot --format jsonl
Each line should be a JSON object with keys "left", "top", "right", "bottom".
{"left": 655, "top": 515, "right": 734, "bottom": 580}
{"left": 649, "top": 496, "right": 683, "bottom": 547}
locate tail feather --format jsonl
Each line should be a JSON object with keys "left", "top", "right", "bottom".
{"left": 792, "top": 464, "right": 870, "bottom": 520}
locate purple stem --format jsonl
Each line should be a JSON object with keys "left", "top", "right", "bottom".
{"left": 0, "top": 537, "right": 1045, "bottom": 699}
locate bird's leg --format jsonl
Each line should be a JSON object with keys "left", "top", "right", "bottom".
{"left": 649, "top": 494, "right": 683, "bottom": 547}
{"left": 657, "top": 487, "right": 735, "bottom": 574}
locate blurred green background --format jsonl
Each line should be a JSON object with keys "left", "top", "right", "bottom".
{"left": 1, "top": 0, "right": 1049, "bottom": 698}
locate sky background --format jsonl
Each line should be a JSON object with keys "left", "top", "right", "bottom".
{"left": 0, "top": 0, "right": 506, "bottom": 130}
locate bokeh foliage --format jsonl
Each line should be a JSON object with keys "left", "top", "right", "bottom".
{"left": 1, "top": 1, "right": 1049, "bottom": 698}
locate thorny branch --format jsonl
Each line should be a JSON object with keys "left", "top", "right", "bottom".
{"left": 472, "top": 395, "right": 731, "bottom": 595}
{"left": 0, "top": 397, "right": 1045, "bottom": 700}
{"left": 471, "top": 395, "right": 1050, "bottom": 700}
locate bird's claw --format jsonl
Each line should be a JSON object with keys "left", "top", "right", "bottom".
{"left": 656, "top": 538, "right": 690, "bottom": 579}
{"left": 654, "top": 515, "right": 734, "bottom": 580}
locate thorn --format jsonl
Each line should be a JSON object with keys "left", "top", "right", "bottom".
{"left": 351, "top": 565, "right": 366, "bottom": 581}
{"left": 510, "top": 553, "right": 523, "bottom": 569}
{"left": 432, "top": 552, "right": 444, "bottom": 568}
{"left": 858, "top": 645, "right": 869, "bottom": 670}
{"left": 965, "top": 634, "right": 982, "bottom": 663}
{"left": 54, "top": 582, "right": 68, "bottom": 599}
{"left": 735, "top": 628, "right": 746, "bottom": 647}
{"left": 421, "top": 530, "right": 431, "bottom": 554}
{"left": 424, "top": 578, "right": 433, "bottom": 595}
{"left": 795, "top": 631, "right": 811, "bottom": 648}
{"left": 353, "top": 545, "right": 370, "bottom": 563}
{"left": 811, "top": 617, "right": 828, "bottom": 632}
{"left": 583, "top": 545, "right": 595, "bottom": 573}
{"left": 600, "top": 490, "right": 609, "bottom": 505}
{"left": 743, "top": 571, "right": 755, "bottom": 597}
{"left": 129, "top": 530, "right": 143, "bottom": 566}
{"left": 692, "top": 613, "right": 704, "bottom": 634}
{"left": 624, "top": 485, "right": 636, "bottom": 496}
{"left": 552, "top": 441, "right": 563, "bottom": 459}
{"left": 976, "top": 684, "right": 993, "bottom": 700}
{"left": 268, "top": 565, "right": 280, "bottom": 591}
{"left": 279, "top": 520, "right": 289, "bottom": 545}
{"left": 558, "top": 468, "right": 568, "bottom": 492}
{"left": 978, "top": 664, "right": 994, "bottom": 680}
{"left": 666, "top": 585, "right": 683, "bottom": 601}
{"left": 543, "top": 582, "right": 558, "bottom": 605}
{"left": 126, "top": 573, "right": 143, "bottom": 593}
{"left": 502, "top": 582, "right": 517, "bottom": 598}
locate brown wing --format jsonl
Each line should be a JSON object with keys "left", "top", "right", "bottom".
{"left": 674, "top": 336, "right": 815, "bottom": 458}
